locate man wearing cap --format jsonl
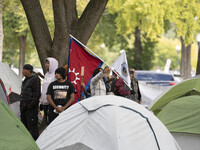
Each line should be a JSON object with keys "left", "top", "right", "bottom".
{"left": 47, "top": 67, "right": 76, "bottom": 123}
{"left": 20, "top": 64, "right": 41, "bottom": 140}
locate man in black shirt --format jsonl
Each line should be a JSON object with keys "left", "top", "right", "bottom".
{"left": 47, "top": 67, "right": 76, "bottom": 123}
{"left": 20, "top": 64, "right": 41, "bottom": 140}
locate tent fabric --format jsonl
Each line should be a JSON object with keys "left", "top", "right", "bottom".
{"left": 0, "top": 79, "right": 9, "bottom": 105}
{"left": 0, "top": 62, "right": 22, "bottom": 118}
{"left": 0, "top": 62, "right": 22, "bottom": 95}
{"left": 171, "top": 132, "right": 200, "bottom": 150}
{"left": 157, "top": 95, "right": 200, "bottom": 134}
{"left": 55, "top": 143, "right": 93, "bottom": 150}
{"left": 37, "top": 95, "right": 180, "bottom": 150}
{"left": 150, "top": 78, "right": 200, "bottom": 114}
{"left": 138, "top": 81, "right": 171, "bottom": 107}
{"left": 0, "top": 100, "right": 39, "bottom": 150}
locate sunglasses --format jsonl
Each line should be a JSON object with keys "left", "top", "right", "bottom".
{"left": 130, "top": 71, "right": 135, "bottom": 74}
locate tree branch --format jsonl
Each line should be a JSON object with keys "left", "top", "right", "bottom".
{"left": 64, "top": 0, "right": 78, "bottom": 32}
{"left": 73, "top": 0, "right": 108, "bottom": 44}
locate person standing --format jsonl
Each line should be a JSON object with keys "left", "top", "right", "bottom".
{"left": 114, "top": 76, "right": 135, "bottom": 98}
{"left": 47, "top": 67, "right": 76, "bottom": 123}
{"left": 130, "top": 69, "right": 142, "bottom": 104}
{"left": 90, "top": 67, "right": 109, "bottom": 96}
{"left": 39, "top": 57, "right": 58, "bottom": 125}
{"left": 20, "top": 64, "right": 41, "bottom": 140}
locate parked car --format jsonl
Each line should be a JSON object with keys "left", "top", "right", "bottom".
{"left": 135, "top": 70, "right": 182, "bottom": 86}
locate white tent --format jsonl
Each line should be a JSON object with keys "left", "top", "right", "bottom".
{"left": 37, "top": 95, "right": 180, "bottom": 150}
{"left": 0, "top": 62, "right": 22, "bottom": 118}
{"left": 139, "top": 81, "right": 171, "bottom": 107}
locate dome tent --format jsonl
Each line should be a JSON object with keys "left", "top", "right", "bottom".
{"left": 37, "top": 95, "right": 180, "bottom": 150}
{"left": 157, "top": 95, "right": 200, "bottom": 150}
{"left": 150, "top": 78, "right": 200, "bottom": 115}
{"left": 0, "top": 100, "right": 39, "bottom": 150}
{"left": 0, "top": 62, "right": 21, "bottom": 118}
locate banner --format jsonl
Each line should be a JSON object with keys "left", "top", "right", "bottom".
{"left": 111, "top": 50, "right": 131, "bottom": 87}
{"left": 67, "top": 38, "right": 103, "bottom": 104}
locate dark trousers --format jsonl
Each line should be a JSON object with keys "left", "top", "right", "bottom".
{"left": 40, "top": 104, "right": 49, "bottom": 125}
{"left": 20, "top": 106, "right": 39, "bottom": 140}
{"left": 48, "top": 109, "right": 59, "bottom": 124}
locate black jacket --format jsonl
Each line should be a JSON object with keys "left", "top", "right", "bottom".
{"left": 20, "top": 73, "right": 41, "bottom": 110}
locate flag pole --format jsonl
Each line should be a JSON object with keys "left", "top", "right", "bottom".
{"left": 69, "top": 34, "right": 132, "bottom": 90}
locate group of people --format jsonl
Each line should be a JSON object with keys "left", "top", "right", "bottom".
{"left": 20, "top": 57, "right": 141, "bottom": 141}
{"left": 88, "top": 67, "right": 141, "bottom": 103}
{"left": 20, "top": 58, "right": 76, "bottom": 140}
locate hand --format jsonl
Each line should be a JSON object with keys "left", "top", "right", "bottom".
{"left": 103, "top": 67, "right": 110, "bottom": 74}
{"left": 56, "top": 107, "right": 63, "bottom": 113}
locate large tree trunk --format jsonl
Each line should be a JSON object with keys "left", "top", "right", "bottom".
{"left": 20, "top": 0, "right": 52, "bottom": 71}
{"left": 180, "top": 37, "right": 191, "bottom": 79}
{"left": 20, "top": 0, "right": 108, "bottom": 70}
{"left": 0, "top": 0, "right": 3, "bottom": 62}
{"left": 133, "top": 26, "right": 142, "bottom": 70}
{"left": 18, "top": 35, "right": 27, "bottom": 77}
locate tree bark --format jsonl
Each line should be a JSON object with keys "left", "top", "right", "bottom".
{"left": 134, "top": 26, "right": 142, "bottom": 69}
{"left": 20, "top": 0, "right": 52, "bottom": 71}
{"left": 20, "top": 0, "right": 108, "bottom": 69}
{"left": 18, "top": 35, "right": 27, "bottom": 77}
{"left": 0, "top": 0, "right": 3, "bottom": 62}
{"left": 180, "top": 37, "right": 191, "bottom": 79}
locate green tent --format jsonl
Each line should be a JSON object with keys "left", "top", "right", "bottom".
{"left": 150, "top": 78, "right": 200, "bottom": 114}
{"left": 0, "top": 100, "right": 39, "bottom": 150}
{"left": 157, "top": 95, "right": 200, "bottom": 150}
{"left": 157, "top": 95, "right": 200, "bottom": 134}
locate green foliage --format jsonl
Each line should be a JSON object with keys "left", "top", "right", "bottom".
{"left": 108, "top": 0, "right": 167, "bottom": 41}
{"left": 2, "top": 0, "right": 36, "bottom": 67}
{"left": 126, "top": 35, "right": 156, "bottom": 70}
{"left": 153, "top": 37, "right": 180, "bottom": 70}
{"left": 165, "top": 0, "right": 200, "bottom": 45}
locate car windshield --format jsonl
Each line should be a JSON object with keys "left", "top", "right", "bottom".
{"left": 135, "top": 72, "right": 174, "bottom": 81}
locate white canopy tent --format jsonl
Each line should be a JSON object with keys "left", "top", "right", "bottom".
{"left": 37, "top": 95, "right": 180, "bottom": 150}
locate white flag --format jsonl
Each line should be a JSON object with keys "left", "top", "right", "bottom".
{"left": 111, "top": 50, "right": 131, "bottom": 87}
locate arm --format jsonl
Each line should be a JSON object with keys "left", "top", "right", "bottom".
{"left": 36, "top": 72, "right": 44, "bottom": 79}
{"left": 90, "top": 71, "right": 104, "bottom": 85}
{"left": 28, "top": 76, "right": 41, "bottom": 108}
{"left": 47, "top": 94, "right": 64, "bottom": 113}
{"left": 47, "top": 94, "right": 57, "bottom": 109}
{"left": 62, "top": 93, "right": 75, "bottom": 111}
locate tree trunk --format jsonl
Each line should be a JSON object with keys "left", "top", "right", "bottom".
{"left": 196, "top": 42, "right": 200, "bottom": 75}
{"left": 180, "top": 37, "right": 191, "bottom": 79}
{"left": 18, "top": 35, "right": 27, "bottom": 77}
{"left": 134, "top": 27, "right": 142, "bottom": 69}
{"left": 20, "top": 0, "right": 52, "bottom": 71}
{"left": 0, "top": 0, "right": 3, "bottom": 62}
{"left": 20, "top": 0, "right": 108, "bottom": 70}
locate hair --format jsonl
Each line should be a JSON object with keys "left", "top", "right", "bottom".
{"left": 92, "top": 67, "right": 102, "bottom": 77}
{"left": 55, "top": 67, "right": 66, "bottom": 79}
{"left": 23, "top": 64, "right": 33, "bottom": 73}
